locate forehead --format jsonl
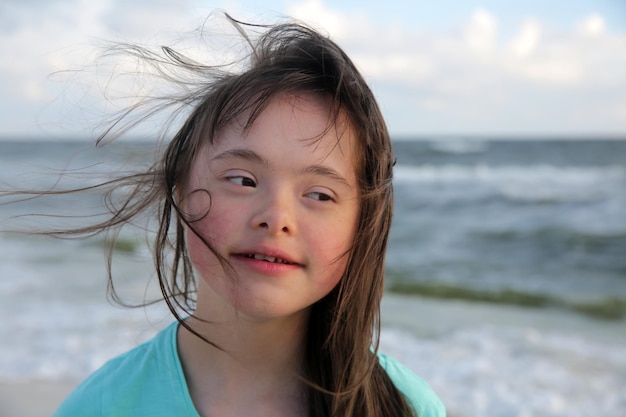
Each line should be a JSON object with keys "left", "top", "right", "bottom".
{"left": 212, "top": 93, "right": 358, "bottom": 165}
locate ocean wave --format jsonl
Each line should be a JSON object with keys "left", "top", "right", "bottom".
{"left": 386, "top": 281, "right": 626, "bottom": 321}
{"left": 379, "top": 320, "right": 626, "bottom": 417}
{"left": 393, "top": 163, "right": 626, "bottom": 204}
{"left": 476, "top": 228, "right": 626, "bottom": 247}
{"left": 427, "top": 138, "right": 489, "bottom": 154}
{"left": 393, "top": 164, "right": 625, "bottom": 184}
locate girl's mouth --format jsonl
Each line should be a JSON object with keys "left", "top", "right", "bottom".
{"left": 241, "top": 253, "right": 296, "bottom": 265}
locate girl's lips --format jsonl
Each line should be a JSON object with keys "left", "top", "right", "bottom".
{"left": 232, "top": 253, "right": 303, "bottom": 275}
{"left": 232, "top": 247, "right": 302, "bottom": 266}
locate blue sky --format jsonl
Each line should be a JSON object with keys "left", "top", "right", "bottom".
{"left": 1, "top": 0, "right": 625, "bottom": 139}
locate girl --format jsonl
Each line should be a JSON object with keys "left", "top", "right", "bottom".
{"left": 18, "top": 14, "right": 444, "bottom": 417}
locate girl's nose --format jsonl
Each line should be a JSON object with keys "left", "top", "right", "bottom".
{"left": 251, "top": 190, "right": 296, "bottom": 235}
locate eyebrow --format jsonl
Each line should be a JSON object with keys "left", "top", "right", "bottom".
{"left": 211, "top": 148, "right": 352, "bottom": 188}
{"left": 211, "top": 149, "right": 267, "bottom": 166}
{"left": 300, "top": 165, "right": 351, "bottom": 188}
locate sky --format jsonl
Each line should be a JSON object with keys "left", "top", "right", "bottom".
{"left": 1, "top": 0, "right": 625, "bottom": 139}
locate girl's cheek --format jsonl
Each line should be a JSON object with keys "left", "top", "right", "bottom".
{"left": 186, "top": 227, "right": 222, "bottom": 273}
{"left": 183, "top": 189, "right": 212, "bottom": 221}
{"left": 188, "top": 207, "right": 235, "bottom": 249}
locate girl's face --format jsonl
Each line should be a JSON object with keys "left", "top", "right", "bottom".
{"left": 184, "top": 93, "right": 360, "bottom": 323}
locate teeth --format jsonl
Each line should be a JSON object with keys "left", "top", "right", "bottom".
{"left": 248, "top": 254, "right": 290, "bottom": 264}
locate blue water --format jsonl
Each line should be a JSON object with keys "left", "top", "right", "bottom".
{"left": 1, "top": 138, "right": 625, "bottom": 417}
{"left": 389, "top": 139, "right": 626, "bottom": 302}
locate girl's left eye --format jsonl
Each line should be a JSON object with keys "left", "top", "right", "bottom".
{"left": 307, "top": 191, "right": 334, "bottom": 202}
{"left": 227, "top": 176, "right": 257, "bottom": 187}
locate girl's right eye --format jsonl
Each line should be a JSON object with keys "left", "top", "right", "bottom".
{"left": 227, "top": 176, "right": 257, "bottom": 187}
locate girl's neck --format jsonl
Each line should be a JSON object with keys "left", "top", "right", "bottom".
{"left": 177, "top": 309, "right": 310, "bottom": 417}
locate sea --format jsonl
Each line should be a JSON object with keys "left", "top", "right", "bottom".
{"left": 1, "top": 138, "right": 625, "bottom": 417}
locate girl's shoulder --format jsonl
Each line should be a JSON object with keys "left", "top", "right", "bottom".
{"left": 377, "top": 352, "right": 446, "bottom": 417}
{"left": 52, "top": 322, "right": 198, "bottom": 417}
{"left": 53, "top": 323, "right": 445, "bottom": 417}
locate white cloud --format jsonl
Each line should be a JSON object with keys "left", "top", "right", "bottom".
{"left": 0, "top": 0, "right": 211, "bottom": 136}
{"left": 0, "top": 0, "right": 107, "bottom": 103}
{"left": 511, "top": 19, "right": 541, "bottom": 57}
{"left": 287, "top": 0, "right": 371, "bottom": 40}
{"left": 285, "top": 1, "right": 626, "bottom": 134}
{"left": 286, "top": 3, "right": 612, "bottom": 91}
{"left": 578, "top": 14, "right": 606, "bottom": 37}
{"left": 0, "top": 0, "right": 625, "bottom": 137}
{"left": 463, "top": 9, "right": 498, "bottom": 54}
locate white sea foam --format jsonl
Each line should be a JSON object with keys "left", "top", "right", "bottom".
{"left": 380, "top": 323, "right": 626, "bottom": 417}
{"left": 393, "top": 164, "right": 625, "bottom": 205}
{"left": 0, "top": 233, "right": 167, "bottom": 381}
{"left": 428, "top": 138, "right": 489, "bottom": 154}
{"left": 393, "top": 163, "right": 625, "bottom": 185}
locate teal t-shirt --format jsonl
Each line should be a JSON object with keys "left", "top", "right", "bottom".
{"left": 53, "top": 322, "right": 445, "bottom": 416}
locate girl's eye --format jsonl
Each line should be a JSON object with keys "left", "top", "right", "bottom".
{"left": 227, "top": 176, "right": 257, "bottom": 187}
{"left": 307, "top": 191, "right": 334, "bottom": 202}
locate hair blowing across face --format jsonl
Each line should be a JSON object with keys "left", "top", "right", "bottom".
{"left": 7, "top": 13, "right": 414, "bottom": 417}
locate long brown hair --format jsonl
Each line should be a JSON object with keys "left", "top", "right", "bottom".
{"left": 4, "top": 13, "right": 414, "bottom": 417}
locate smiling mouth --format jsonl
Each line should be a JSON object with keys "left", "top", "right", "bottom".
{"left": 241, "top": 253, "right": 297, "bottom": 265}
